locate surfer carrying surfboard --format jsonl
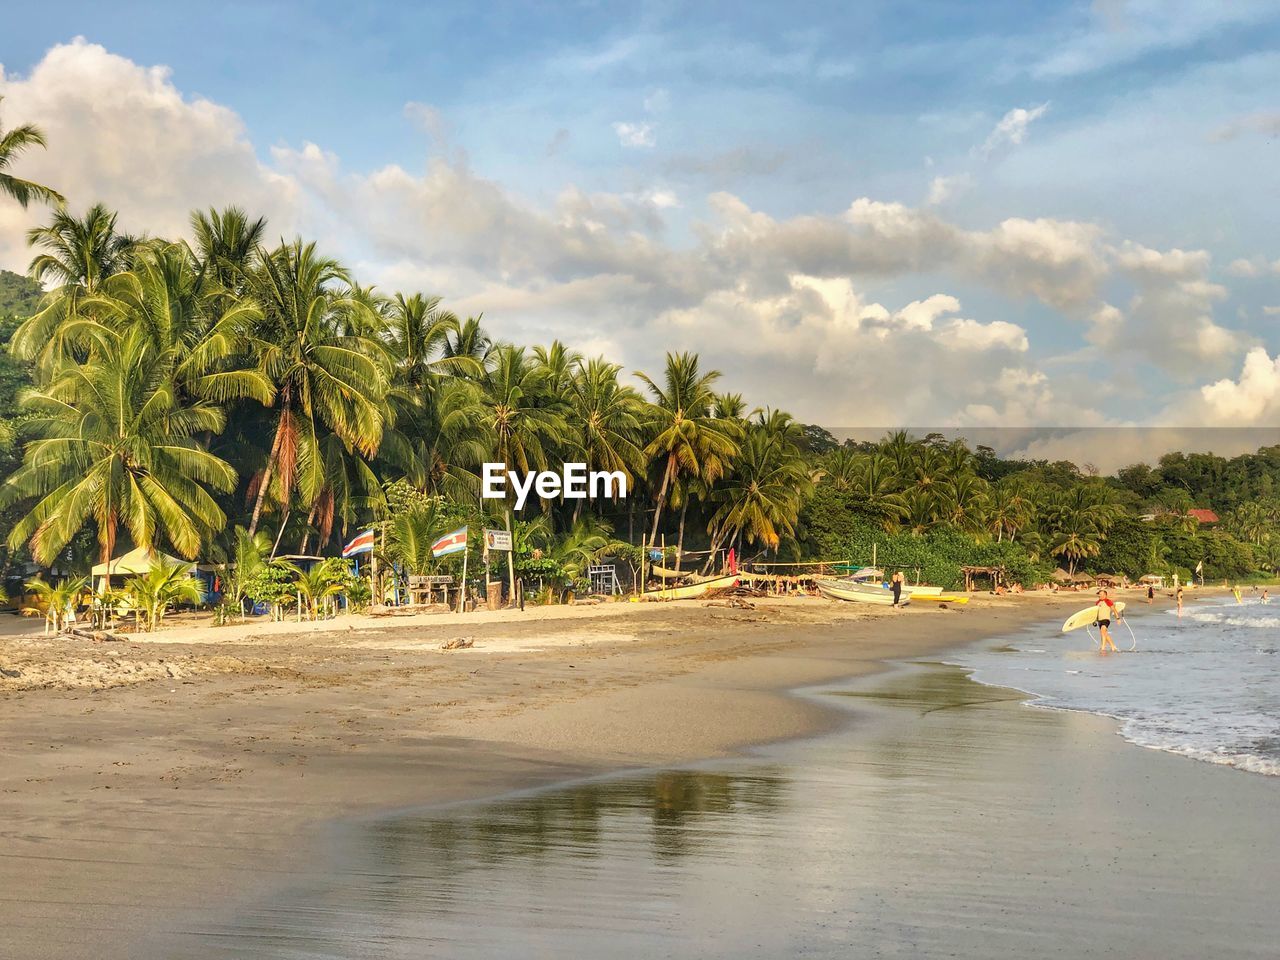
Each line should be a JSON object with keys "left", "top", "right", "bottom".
{"left": 1095, "top": 590, "right": 1119, "bottom": 653}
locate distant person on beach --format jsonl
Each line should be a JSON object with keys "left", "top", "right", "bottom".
{"left": 1095, "top": 590, "right": 1119, "bottom": 652}
{"left": 1146, "top": 584, "right": 1155, "bottom": 604}
{"left": 1262, "top": 589, "right": 1271, "bottom": 604}
{"left": 1176, "top": 585, "right": 1184, "bottom": 616}
{"left": 891, "top": 571, "right": 904, "bottom": 607}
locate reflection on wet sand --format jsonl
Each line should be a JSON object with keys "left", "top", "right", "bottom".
{"left": 158, "top": 662, "right": 1280, "bottom": 959}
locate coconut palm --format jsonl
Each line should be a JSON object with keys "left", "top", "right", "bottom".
{"left": 383, "top": 501, "right": 449, "bottom": 575}
{"left": 188, "top": 205, "right": 266, "bottom": 298}
{"left": 708, "top": 425, "right": 811, "bottom": 552}
{"left": 22, "top": 575, "right": 87, "bottom": 633}
{"left": 14, "top": 204, "right": 138, "bottom": 369}
{"left": 244, "top": 240, "right": 390, "bottom": 535}
{"left": 636, "top": 352, "right": 739, "bottom": 546}
{"left": 0, "top": 326, "right": 236, "bottom": 564}
{"left": 565, "top": 357, "right": 646, "bottom": 512}
{"left": 479, "top": 344, "right": 567, "bottom": 483}
{"left": 124, "top": 560, "right": 203, "bottom": 631}
{"left": 87, "top": 242, "right": 271, "bottom": 405}
{"left": 0, "top": 96, "right": 64, "bottom": 208}
{"left": 290, "top": 558, "right": 348, "bottom": 620}
{"left": 219, "top": 525, "right": 272, "bottom": 619}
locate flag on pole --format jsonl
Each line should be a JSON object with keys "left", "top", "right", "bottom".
{"left": 432, "top": 526, "right": 468, "bottom": 557}
{"left": 342, "top": 529, "right": 376, "bottom": 558}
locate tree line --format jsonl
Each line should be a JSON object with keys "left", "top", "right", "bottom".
{"left": 0, "top": 101, "right": 1277, "bottom": 606}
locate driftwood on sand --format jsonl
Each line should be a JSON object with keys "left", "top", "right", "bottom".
{"left": 441, "top": 637, "right": 474, "bottom": 650}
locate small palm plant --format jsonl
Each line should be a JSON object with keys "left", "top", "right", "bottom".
{"left": 23, "top": 576, "right": 88, "bottom": 634}
{"left": 290, "top": 558, "right": 348, "bottom": 620}
{"left": 124, "top": 561, "right": 203, "bottom": 632}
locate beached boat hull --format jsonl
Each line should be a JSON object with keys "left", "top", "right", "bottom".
{"left": 815, "top": 579, "right": 909, "bottom": 606}
{"left": 638, "top": 574, "right": 740, "bottom": 601}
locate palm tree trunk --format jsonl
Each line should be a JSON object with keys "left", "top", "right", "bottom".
{"left": 647, "top": 453, "right": 676, "bottom": 545}
{"left": 269, "top": 505, "right": 291, "bottom": 560}
{"left": 298, "top": 503, "right": 317, "bottom": 555}
{"left": 675, "top": 500, "right": 688, "bottom": 573}
{"left": 248, "top": 415, "right": 286, "bottom": 537}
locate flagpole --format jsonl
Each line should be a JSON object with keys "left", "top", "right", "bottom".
{"left": 458, "top": 527, "right": 469, "bottom": 614}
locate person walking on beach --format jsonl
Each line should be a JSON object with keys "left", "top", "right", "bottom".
{"left": 891, "top": 571, "right": 904, "bottom": 607}
{"left": 1176, "top": 584, "right": 1184, "bottom": 616}
{"left": 1095, "top": 590, "right": 1119, "bottom": 653}
{"left": 1146, "top": 584, "right": 1155, "bottom": 604}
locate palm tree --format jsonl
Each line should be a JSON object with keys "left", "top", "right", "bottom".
{"left": 939, "top": 472, "right": 990, "bottom": 534}
{"left": 708, "top": 426, "right": 811, "bottom": 552}
{"left": 219, "top": 525, "right": 272, "bottom": 619}
{"left": 848, "top": 452, "right": 907, "bottom": 530}
{"left": 443, "top": 315, "right": 494, "bottom": 366}
{"left": 22, "top": 575, "right": 87, "bottom": 634}
{"left": 88, "top": 241, "right": 271, "bottom": 405}
{"left": 244, "top": 240, "right": 390, "bottom": 536}
{"left": 13, "top": 204, "right": 137, "bottom": 368}
{"left": 988, "top": 478, "right": 1032, "bottom": 542}
{"left": 479, "top": 345, "right": 566, "bottom": 484}
{"left": 565, "top": 357, "right": 646, "bottom": 518}
{"left": 383, "top": 501, "right": 449, "bottom": 575}
{"left": 188, "top": 206, "right": 266, "bottom": 297}
{"left": 289, "top": 558, "right": 348, "bottom": 620}
{"left": 0, "top": 96, "right": 65, "bottom": 208}
{"left": 0, "top": 326, "right": 236, "bottom": 564}
{"left": 386, "top": 292, "right": 466, "bottom": 391}
{"left": 124, "top": 560, "right": 203, "bottom": 631}
{"left": 1044, "top": 485, "right": 1120, "bottom": 573}
{"left": 636, "top": 352, "right": 738, "bottom": 546}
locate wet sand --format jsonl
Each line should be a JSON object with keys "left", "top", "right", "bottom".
{"left": 0, "top": 593, "right": 1141, "bottom": 958}
{"left": 163, "top": 654, "right": 1279, "bottom": 958}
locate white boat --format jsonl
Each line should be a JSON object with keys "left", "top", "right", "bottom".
{"left": 815, "top": 579, "right": 909, "bottom": 606}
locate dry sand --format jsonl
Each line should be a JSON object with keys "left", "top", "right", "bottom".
{"left": 1, "top": 592, "right": 1094, "bottom": 958}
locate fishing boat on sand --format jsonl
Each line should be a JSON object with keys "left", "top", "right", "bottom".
{"left": 815, "top": 579, "right": 909, "bottom": 606}
{"left": 636, "top": 574, "right": 740, "bottom": 601}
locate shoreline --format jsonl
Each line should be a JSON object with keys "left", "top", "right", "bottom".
{"left": 155, "top": 619, "right": 1280, "bottom": 958}
{"left": 1, "top": 593, "right": 1118, "bottom": 958}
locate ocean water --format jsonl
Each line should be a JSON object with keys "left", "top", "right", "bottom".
{"left": 952, "top": 596, "right": 1280, "bottom": 776}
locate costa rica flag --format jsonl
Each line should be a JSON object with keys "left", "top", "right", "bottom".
{"left": 431, "top": 526, "right": 468, "bottom": 557}
{"left": 342, "top": 529, "right": 376, "bottom": 558}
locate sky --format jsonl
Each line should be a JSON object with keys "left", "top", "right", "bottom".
{"left": 1, "top": 0, "right": 1279, "bottom": 460}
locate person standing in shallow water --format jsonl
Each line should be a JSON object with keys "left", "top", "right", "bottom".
{"left": 891, "top": 571, "right": 904, "bottom": 607}
{"left": 1095, "top": 589, "right": 1119, "bottom": 653}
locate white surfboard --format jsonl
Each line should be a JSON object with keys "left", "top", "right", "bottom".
{"left": 1061, "top": 601, "right": 1125, "bottom": 633}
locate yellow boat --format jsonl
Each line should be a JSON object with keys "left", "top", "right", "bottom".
{"left": 908, "top": 593, "right": 969, "bottom": 605}
{"left": 634, "top": 574, "right": 740, "bottom": 601}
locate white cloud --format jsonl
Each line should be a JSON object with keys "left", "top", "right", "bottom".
{"left": 0, "top": 39, "right": 1265, "bottom": 429}
{"left": 926, "top": 173, "right": 972, "bottom": 205}
{"left": 0, "top": 38, "right": 300, "bottom": 267}
{"left": 981, "top": 103, "right": 1049, "bottom": 155}
{"left": 1199, "top": 348, "right": 1280, "bottom": 423}
{"left": 612, "top": 121, "right": 655, "bottom": 148}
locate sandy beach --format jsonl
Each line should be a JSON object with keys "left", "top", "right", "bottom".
{"left": 1, "top": 590, "right": 1249, "bottom": 958}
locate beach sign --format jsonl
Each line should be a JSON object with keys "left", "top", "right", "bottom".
{"left": 341, "top": 529, "right": 375, "bottom": 558}
{"left": 431, "top": 526, "right": 468, "bottom": 557}
{"left": 484, "top": 528, "right": 512, "bottom": 551}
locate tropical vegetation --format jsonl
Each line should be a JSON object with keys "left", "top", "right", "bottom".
{"left": 0, "top": 118, "right": 1278, "bottom": 629}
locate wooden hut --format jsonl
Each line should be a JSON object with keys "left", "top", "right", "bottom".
{"left": 960, "top": 565, "right": 1003, "bottom": 591}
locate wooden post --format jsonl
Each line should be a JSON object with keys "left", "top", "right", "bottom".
{"left": 458, "top": 529, "right": 469, "bottom": 614}
{"left": 505, "top": 510, "right": 516, "bottom": 606}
